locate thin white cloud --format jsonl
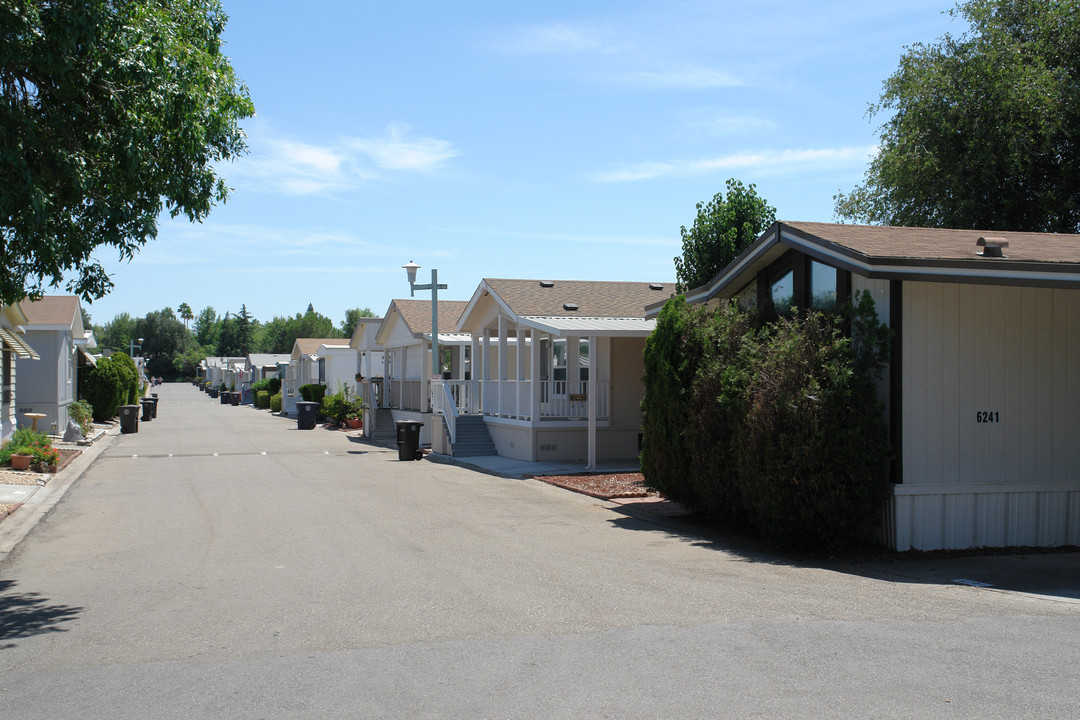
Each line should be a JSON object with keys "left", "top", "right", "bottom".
{"left": 703, "top": 114, "right": 778, "bottom": 135}
{"left": 346, "top": 123, "right": 459, "bottom": 171}
{"left": 591, "top": 146, "right": 877, "bottom": 183}
{"left": 612, "top": 66, "right": 745, "bottom": 89}
{"left": 489, "top": 23, "right": 621, "bottom": 54}
{"left": 222, "top": 124, "right": 458, "bottom": 196}
{"left": 432, "top": 226, "right": 677, "bottom": 249}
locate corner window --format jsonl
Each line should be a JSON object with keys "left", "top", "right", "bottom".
{"left": 771, "top": 271, "right": 794, "bottom": 315}
{"left": 810, "top": 261, "right": 838, "bottom": 310}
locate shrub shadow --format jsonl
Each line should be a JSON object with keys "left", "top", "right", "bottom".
{"left": 0, "top": 579, "right": 83, "bottom": 647}
{"left": 606, "top": 508, "right": 1080, "bottom": 601}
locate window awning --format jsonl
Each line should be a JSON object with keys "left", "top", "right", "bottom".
{"left": 0, "top": 327, "right": 40, "bottom": 359}
{"left": 77, "top": 345, "right": 97, "bottom": 367}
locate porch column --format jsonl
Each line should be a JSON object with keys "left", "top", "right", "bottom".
{"left": 515, "top": 325, "right": 526, "bottom": 419}
{"left": 469, "top": 336, "right": 479, "bottom": 414}
{"left": 567, "top": 336, "right": 579, "bottom": 394}
{"left": 529, "top": 329, "right": 541, "bottom": 421}
{"left": 482, "top": 330, "right": 491, "bottom": 415}
{"left": 587, "top": 335, "right": 597, "bottom": 470}
{"left": 420, "top": 343, "right": 429, "bottom": 413}
{"left": 497, "top": 315, "right": 508, "bottom": 416}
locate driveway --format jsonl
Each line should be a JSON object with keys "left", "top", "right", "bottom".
{"left": 1, "top": 383, "right": 1077, "bottom": 718}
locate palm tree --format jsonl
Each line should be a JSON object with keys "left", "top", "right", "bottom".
{"left": 178, "top": 302, "right": 194, "bottom": 330}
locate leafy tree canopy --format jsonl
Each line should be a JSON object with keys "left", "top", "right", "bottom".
{"left": 835, "top": 0, "right": 1080, "bottom": 232}
{"left": 0, "top": 0, "right": 255, "bottom": 306}
{"left": 674, "top": 179, "right": 776, "bottom": 293}
{"left": 134, "top": 307, "right": 189, "bottom": 378}
{"left": 340, "top": 307, "right": 376, "bottom": 336}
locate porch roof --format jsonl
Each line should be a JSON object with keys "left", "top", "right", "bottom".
{"left": 421, "top": 332, "right": 473, "bottom": 345}
{"left": 517, "top": 316, "right": 657, "bottom": 337}
{"left": 0, "top": 327, "right": 39, "bottom": 359}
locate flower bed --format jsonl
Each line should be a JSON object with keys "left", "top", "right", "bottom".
{"left": 536, "top": 472, "right": 658, "bottom": 500}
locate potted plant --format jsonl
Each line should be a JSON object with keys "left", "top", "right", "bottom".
{"left": 355, "top": 372, "right": 364, "bottom": 382}
{"left": 9, "top": 448, "right": 32, "bottom": 471}
{"left": 345, "top": 411, "right": 362, "bottom": 429}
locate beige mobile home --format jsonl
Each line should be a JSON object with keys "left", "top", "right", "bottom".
{"left": 658, "top": 221, "right": 1080, "bottom": 551}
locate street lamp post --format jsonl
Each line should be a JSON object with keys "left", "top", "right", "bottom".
{"left": 129, "top": 337, "right": 144, "bottom": 357}
{"left": 403, "top": 261, "right": 448, "bottom": 379}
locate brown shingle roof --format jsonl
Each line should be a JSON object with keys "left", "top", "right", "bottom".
{"left": 393, "top": 299, "right": 469, "bottom": 335}
{"left": 294, "top": 338, "right": 345, "bottom": 355}
{"left": 485, "top": 279, "right": 672, "bottom": 318}
{"left": 786, "top": 221, "right": 1080, "bottom": 264}
{"left": 20, "top": 295, "right": 80, "bottom": 326}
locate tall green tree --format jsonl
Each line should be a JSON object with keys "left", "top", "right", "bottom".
{"left": 339, "top": 307, "right": 376, "bottom": 336}
{"left": 674, "top": 179, "right": 776, "bottom": 293}
{"left": 134, "top": 307, "right": 190, "bottom": 379}
{"left": 96, "top": 312, "right": 136, "bottom": 354}
{"left": 0, "top": 0, "right": 255, "bottom": 306}
{"left": 178, "top": 302, "right": 194, "bottom": 329}
{"left": 193, "top": 306, "right": 219, "bottom": 347}
{"left": 835, "top": 0, "right": 1080, "bottom": 232}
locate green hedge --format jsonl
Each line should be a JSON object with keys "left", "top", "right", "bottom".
{"left": 270, "top": 392, "right": 282, "bottom": 412}
{"left": 299, "top": 383, "right": 326, "bottom": 403}
{"left": 641, "top": 292, "right": 891, "bottom": 552}
{"left": 255, "top": 390, "right": 270, "bottom": 409}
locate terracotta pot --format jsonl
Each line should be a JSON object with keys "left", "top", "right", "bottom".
{"left": 10, "top": 454, "right": 31, "bottom": 471}
{"left": 346, "top": 418, "right": 362, "bottom": 429}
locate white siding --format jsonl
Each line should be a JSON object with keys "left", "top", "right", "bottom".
{"left": 892, "top": 281, "right": 1080, "bottom": 550}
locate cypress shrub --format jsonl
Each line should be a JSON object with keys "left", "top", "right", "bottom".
{"left": 256, "top": 391, "right": 270, "bottom": 409}
{"left": 640, "top": 291, "right": 892, "bottom": 552}
{"left": 299, "top": 383, "right": 326, "bottom": 403}
{"left": 270, "top": 392, "right": 282, "bottom": 412}
{"left": 82, "top": 356, "right": 126, "bottom": 421}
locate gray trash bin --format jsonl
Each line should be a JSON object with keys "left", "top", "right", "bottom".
{"left": 296, "top": 401, "right": 319, "bottom": 430}
{"left": 119, "top": 404, "right": 139, "bottom": 434}
{"left": 396, "top": 420, "right": 424, "bottom": 461}
{"left": 140, "top": 398, "right": 154, "bottom": 422}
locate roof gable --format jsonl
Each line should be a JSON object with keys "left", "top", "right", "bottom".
{"left": 20, "top": 295, "right": 81, "bottom": 331}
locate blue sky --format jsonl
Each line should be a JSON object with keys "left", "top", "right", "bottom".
{"left": 82, "top": 0, "right": 964, "bottom": 329}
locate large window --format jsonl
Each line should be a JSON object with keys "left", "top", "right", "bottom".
{"left": 810, "top": 260, "right": 838, "bottom": 310}
{"left": 771, "top": 271, "right": 794, "bottom": 315}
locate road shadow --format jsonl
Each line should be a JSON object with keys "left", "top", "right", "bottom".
{"left": 606, "top": 509, "right": 1080, "bottom": 602}
{"left": 0, "top": 579, "right": 83, "bottom": 648}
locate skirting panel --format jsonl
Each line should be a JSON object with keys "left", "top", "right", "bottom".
{"left": 885, "top": 485, "right": 1080, "bottom": 551}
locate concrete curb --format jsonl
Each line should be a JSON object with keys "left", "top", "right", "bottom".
{"left": 0, "top": 425, "right": 120, "bottom": 564}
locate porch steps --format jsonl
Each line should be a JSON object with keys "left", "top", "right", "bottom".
{"left": 450, "top": 415, "right": 497, "bottom": 457}
{"left": 370, "top": 408, "right": 397, "bottom": 446}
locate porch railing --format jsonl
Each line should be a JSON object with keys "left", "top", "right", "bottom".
{"left": 388, "top": 380, "right": 423, "bottom": 411}
{"left": 431, "top": 381, "right": 460, "bottom": 445}
{"left": 480, "top": 380, "right": 608, "bottom": 420}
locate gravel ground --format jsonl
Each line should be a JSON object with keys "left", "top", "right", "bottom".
{"left": 536, "top": 472, "right": 659, "bottom": 500}
{"left": 0, "top": 448, "right": 81, "bottom": 486}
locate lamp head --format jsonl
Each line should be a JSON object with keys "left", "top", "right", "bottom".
{"left": 402, "top": 260, "right": 420, "bottom": 286}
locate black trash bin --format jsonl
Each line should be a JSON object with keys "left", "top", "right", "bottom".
{"left": 119, "top": 404, "right": 139, "bottom": 434}
{"left": 220, "top": 391, "right": 231, "bottom": 405}
{"left": 296, "top": 401, "right": 319, "bottom": 430}
{"left": 147, "top": 396, "right": 159, "bottom": 418}
{"left": 396, "top": 420, "right": 424, "bottom": 461}
{"left": 230, "top": 392, "right": 240, "bottom": 406}
{"left": 140, "top": 398, "right": 154, "bottom": 422}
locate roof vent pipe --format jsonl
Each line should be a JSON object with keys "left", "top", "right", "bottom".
{"left": 563, "top": 302, "right": 579, "bottom": 311}
{"left": 539, "top": 280, "right": 555, "bottom": 288}
{"left": 977, "top": 236, "right": 1009, "bottom": 258}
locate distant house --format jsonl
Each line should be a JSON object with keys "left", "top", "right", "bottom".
{"left": 1, "top": 303, "right": 40, "bottom": 442}
{"left": 655, "top": 221, "right": 1080, "bottom": 551}
{"left": 281, "top": 338, "right": 343, "bottom": 416}
{"left": 348, "top": 317, "right": 384, "bottom": 424}
{"left": 15, "top": 296, "right": 94, "bottom": 434}
{"left": 452, "top": 279, "right": 671, "bottom": 465}
{"left": 373, "top": 299, "right": 470, "bottom": 446}
{"left": 246, "top": 354, "right": 291, "bottom": 383}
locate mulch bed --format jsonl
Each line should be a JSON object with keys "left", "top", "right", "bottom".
{"left": 536, "top": 472, "right": 659, "bottom": 500}
{"left": 0, "top": 448, "right": 81, "bottom": 486}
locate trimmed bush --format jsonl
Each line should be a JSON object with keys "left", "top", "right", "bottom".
{"left": 82, "top": 355, "right": 127, "bottom": 421}
{"left": 299, "top": 383, "right": 326, "bottom": 403}
{"left": 255, "top": 390, "right": 270, "bottom": 409}
{"left": 641, "top": 292, "right": 891, "bottom": 552}
{"left": 267, "top": 376, "right": 281, "bottom": 395}
{"left": 270, "top": 392, "right": 282, "bottom": 412}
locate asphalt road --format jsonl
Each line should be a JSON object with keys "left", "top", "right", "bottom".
{"left": 1, "top": 383, "right": 1078, "bottom": 718}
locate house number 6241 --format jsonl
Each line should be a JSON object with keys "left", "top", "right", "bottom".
{"left": 976, "top": 411, "right": 999, "bottom": 423}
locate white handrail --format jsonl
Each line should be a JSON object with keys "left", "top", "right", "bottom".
{"left": 442, "top": 382, "right": 458, "bottom": 445}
